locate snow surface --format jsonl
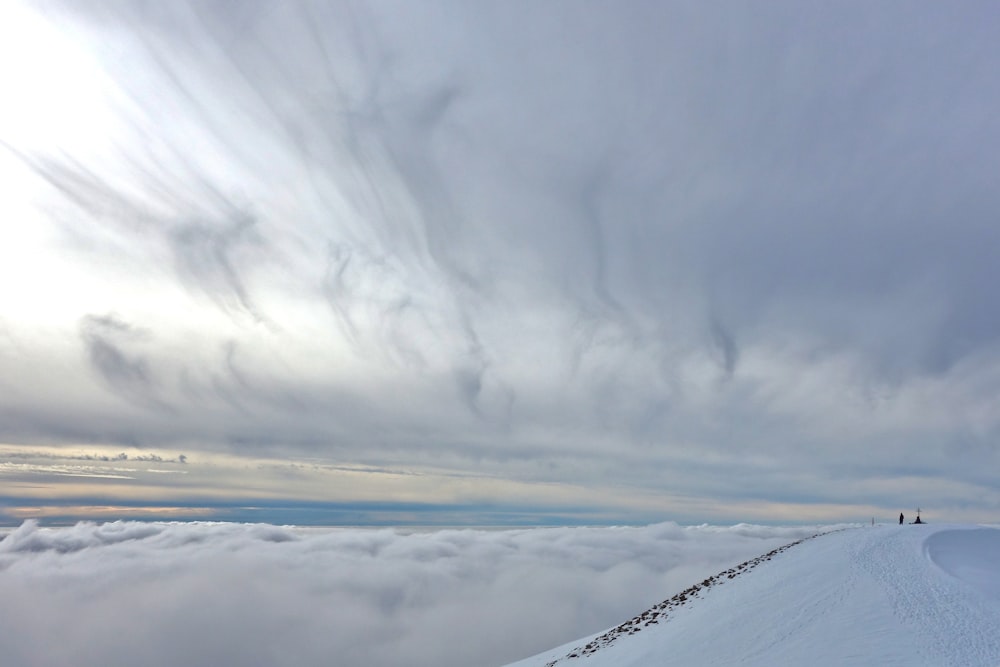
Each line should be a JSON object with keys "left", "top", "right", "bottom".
{"left": 504, "top": 524, "right": 1000, "bottom": 667}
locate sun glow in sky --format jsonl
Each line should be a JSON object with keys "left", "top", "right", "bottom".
{"left": 2, "top": 0, "right": 1000, "bottom": 526}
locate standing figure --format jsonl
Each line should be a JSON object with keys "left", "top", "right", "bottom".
{"left": 899, "top": 513, "right": 904, "bottom": 525}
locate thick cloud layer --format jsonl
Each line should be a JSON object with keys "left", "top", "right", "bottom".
{"left": 0, "top": 521, "right": 840, "bottom": 667}
{"left": 1, "top": 1, "right": 999, "bottom": 522}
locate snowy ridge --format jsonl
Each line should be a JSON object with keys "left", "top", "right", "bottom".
{"left": 540, "top": 531, "right": 835, "bottom": 665}
{"left": 505, "top": 524, "right": 1000, "bottom": 667}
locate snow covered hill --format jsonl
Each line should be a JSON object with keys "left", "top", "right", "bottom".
{"left": 504, "top": 524, "right": 1000, "bottom": 667}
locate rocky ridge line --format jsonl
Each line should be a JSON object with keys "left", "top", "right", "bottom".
{"left": 543, "top": 531, "right": 837, "bottom": 666}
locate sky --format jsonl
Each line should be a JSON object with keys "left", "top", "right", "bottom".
{"left": 0, "top": 520, "right": 836, "bottom": 667}
{"left": 1, "top": 0, "right": 1000, "bottom": 525}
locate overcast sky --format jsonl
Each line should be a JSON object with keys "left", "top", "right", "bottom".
{"left": 1, "top": 0, "right": 999, "bottom": 525}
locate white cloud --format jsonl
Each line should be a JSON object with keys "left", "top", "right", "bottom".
{"left": 0, "top": 520, "right": 842, "bottom": 667}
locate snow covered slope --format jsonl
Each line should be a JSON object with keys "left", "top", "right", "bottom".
{"left": 504, "top": 524, "right": 1000, "bottom": 667}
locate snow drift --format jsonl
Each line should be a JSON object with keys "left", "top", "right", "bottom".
{"left": 505, "top": 524, "right": 1000, "bottom": 667}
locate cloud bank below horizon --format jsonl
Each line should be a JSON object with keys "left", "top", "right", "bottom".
{"left": 0, "top": 520, "right": 844, "bottom": 667}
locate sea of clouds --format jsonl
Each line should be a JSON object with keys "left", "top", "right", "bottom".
{"left": 0, "top": 520, "right": 846, "bottom": 667}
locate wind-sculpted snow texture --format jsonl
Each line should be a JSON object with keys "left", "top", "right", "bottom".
{"left": 539, "top": 531, "right": 833, "bottom": 665}
{"left": 506, "top": 524, "right": 1000, "bottom": 667}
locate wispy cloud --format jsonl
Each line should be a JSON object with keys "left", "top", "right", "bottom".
{"left": 1, "top": 1, "right": 999, "bottom": 522}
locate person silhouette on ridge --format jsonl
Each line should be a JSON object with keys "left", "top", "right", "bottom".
{"left": 899, "top": 513, "right": 904, "bottom": 525}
